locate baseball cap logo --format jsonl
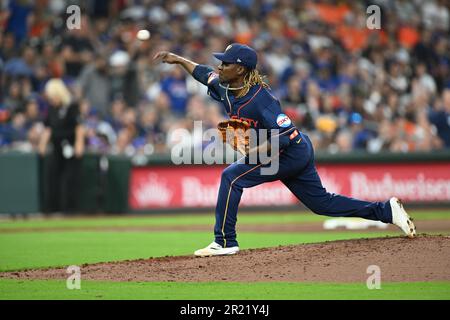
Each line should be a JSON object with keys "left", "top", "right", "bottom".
{"left": 213, "top": 43, "right": 258, "bottom": 69}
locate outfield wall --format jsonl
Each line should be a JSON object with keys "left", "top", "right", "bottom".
{"left": 129, "top": 163, "right": 450, "bottom": 210}
{"left": 0, "top": 151, "right": 450, "bottom": 214}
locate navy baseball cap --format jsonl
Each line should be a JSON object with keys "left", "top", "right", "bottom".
{"left": 213, "top": 43, "right": 257, "bottom": 69}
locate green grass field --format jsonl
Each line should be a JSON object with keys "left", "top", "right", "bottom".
{"left": 0, "top": 210, "right": 449, "bottom": 300}
{"left": 1, "top": 280, "right": 449, "bottom": 300}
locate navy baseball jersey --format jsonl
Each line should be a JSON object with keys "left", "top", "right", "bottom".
{"left": 192, "top": 65, "right": 302, "bottom": 150}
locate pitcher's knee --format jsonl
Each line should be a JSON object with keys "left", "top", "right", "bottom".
{"left": 221, "top": 165, "right": 240, "bottom": 183}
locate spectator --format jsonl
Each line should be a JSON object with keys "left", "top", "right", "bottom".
{"left": 114, "top": 107, "right": 138, "bottom": 155}
{"left": 3, "top": 80, "right": 24, "bottom": 111}
{"left": 334, "top": 129, "right": 353, "bottom": 153}
{"left": 0, "top": 32, "right": 18, "bottom": 61}
{"left": 4, "top": 0, "right": 33, "bottom": 45}
{"left": 4, "top": 110, "right": 27, "bottom": 144}
{"left": 413, "top": 63, "right": 437, "bottom": 95}
{"left": 60, "top": 16, "right": 94, "bottom": 79}
{"left": 160, "top": 66, "right": 190, "bottom": 116}
{"left": 429, "top": 89, "right": 450, "bottom": 147}
{"left": 109, "top": 50, "right": 139, "bottom": 108}
{"left": 105, "top": 98, "right": 126, "bottom": 133}
{"left": 23, "top": 97, "right": 40, "bottom": 127}
{"left": 349, "top": 112, "right": 375, "bottom": 150}
{"left": 139, "top": 105, "right": 165, "bottom": 153}
{"left": 77, "top": 54, "right": 111, "bottom": 116}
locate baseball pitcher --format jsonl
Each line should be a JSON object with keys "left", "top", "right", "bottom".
{"left": 153, "top": 43, "right": 416, "bottom": 257}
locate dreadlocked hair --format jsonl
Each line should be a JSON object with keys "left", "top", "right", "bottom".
{"left": 236, "top": 69, "right": 270, "bottom": 98}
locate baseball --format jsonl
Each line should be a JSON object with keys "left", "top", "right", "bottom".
{"left": 137, "top": 29, "right": 150, "bottom": 41}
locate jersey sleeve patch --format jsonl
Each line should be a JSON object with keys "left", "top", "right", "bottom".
{"left": 276, "top": 113, "right": 291, "bottom": 128}
{"left": 207, "top": 72, "right": 219, "bottom": 84}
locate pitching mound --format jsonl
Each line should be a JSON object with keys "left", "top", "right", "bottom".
{"left": 2, "top": 235, "right": 449, "bottom": 283}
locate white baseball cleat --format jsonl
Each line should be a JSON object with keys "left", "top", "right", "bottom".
{"left": 390, "top": 197, "right": 416, "bottom": 238}
{"left": 194, "top": 242, "right": 239, "bottom": 257}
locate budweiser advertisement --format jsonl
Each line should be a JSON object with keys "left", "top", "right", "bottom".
{"left": 128, "top": 163, "right": 450, "bottom": 210}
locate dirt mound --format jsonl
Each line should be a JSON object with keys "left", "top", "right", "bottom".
{"left": 2, "top": 235, "right": 449, "bottom": 283}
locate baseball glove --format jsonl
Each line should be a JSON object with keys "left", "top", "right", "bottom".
{"left": 217, "top": 119, "right": 250, "bottom": 156}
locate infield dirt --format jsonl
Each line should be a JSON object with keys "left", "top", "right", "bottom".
{"left": 2, "top": 235, "right": 449, "bottom": 283}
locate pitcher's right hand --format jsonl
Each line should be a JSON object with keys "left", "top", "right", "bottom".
{"left": 153, "top": 51, "right": 181, "bottom": 64}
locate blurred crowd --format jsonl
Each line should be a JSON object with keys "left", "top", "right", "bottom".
{"left": 0, "top": 0, "right": 449, "bottom": 157}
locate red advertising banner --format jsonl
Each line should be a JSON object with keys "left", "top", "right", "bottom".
{"left": 128, "top": 163, "right": 450, "bottom": 209}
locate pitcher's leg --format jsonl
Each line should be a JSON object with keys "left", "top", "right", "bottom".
{"left": 214, "top": 161, "right": 270, "bottom": 247}
{"left": 283, "top": 161, "right": 393, "bottom": 223}
{"left": 194, "top": 160, "right": 275, "bottom": 256}
{"left": 214, "top": 164, "right": 242, "bottom": 248}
